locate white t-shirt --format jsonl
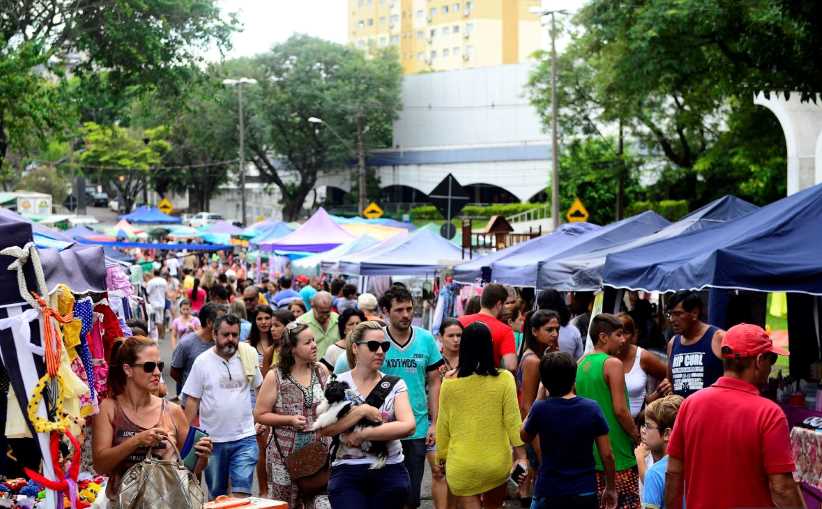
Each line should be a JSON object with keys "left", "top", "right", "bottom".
{"left": 331, "top": 370, "right": 407, "bottom": 467}
{"left": 182, "top": 348, "right": 263, "bottom": 443}
{"left": 165, "top": 257, "right": 181, "bottom": 277}
{"left": 145, "top": 277, "right": 168, "bottom": 309}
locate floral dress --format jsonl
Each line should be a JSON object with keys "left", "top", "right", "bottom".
{"left": 267, "top": 366, "right": 331, "bottom": 509}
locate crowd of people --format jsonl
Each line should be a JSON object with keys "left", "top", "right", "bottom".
{"left": 90, "top": 250, "right": 806, "bottom": 509}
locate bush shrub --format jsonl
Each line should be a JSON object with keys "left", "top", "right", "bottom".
{"left": 410, "top": 203, "right": 544, "bottom": 220}
{"left": 625, "top": 200, "right": 689, "bottom": 221}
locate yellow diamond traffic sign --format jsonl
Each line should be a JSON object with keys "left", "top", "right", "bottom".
{"left": 362, "top": 202, "right": 384, "bottom": 219}
{"left": 158, "top": 198, "right": 174, "bottom": 215}
{"left": 566, "top": 197, "right": 589, "bottom": 223}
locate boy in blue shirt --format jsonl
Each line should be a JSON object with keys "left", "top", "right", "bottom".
{"left": 642, "top": 395, "right": 685, "bottom": 509}
{"left": 521, "top": 352, "right": 618, "bottom": 509}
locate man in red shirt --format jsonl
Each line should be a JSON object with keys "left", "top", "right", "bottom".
{"left": 664, "top": 323, "right": 804, "bottom": 509}
{"left": 458, "top": 283, "right": 517, "bottom": 371}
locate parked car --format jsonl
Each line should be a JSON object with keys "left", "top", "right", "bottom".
{"left": 188, "top": 212, "right": 224, "bottom": 228}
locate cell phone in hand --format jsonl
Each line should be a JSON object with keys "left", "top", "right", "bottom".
{"left": 509, "top": 463, "right": 526, "bottom": 486}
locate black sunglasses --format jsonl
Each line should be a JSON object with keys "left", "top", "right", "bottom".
{"left": 357, "top": 340, "right": 390, "bottom": 353}
{"left": 131, "top": 361, "right": 165, "bottom": 373}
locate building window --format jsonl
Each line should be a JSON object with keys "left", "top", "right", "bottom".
{"left": 358, "top": 0, "right": 364, "bottom": 6}
{"left": 465, "top": 1, "right": 472, "bottom": 10}
{"left": 380, "top": 36, "right": 387, "bottom": 46}
{"left": 367, "top": 18, "right": 374, "bottom": 26}
{"left": 358, "top": 20, "right": 365, "bottom": 29}
{"left": 417, "top": 52, "right": 424, "bottom": 60}
{"left": 453, "top": 46, "right": 460, "bottom": 55}
{"left": 367, "top": 0, "right": 372, "bottom": 5}
{"left": 430, "top": 28, "right": 437, "bottom": 37}
{"left": 416, "top": 9, "right": 423, "bottom": 19}
{"left": 442, "top": 5, "right": 449, "bottom": 14}
{"left": 429, "top": 7, "right": 436, "bottom": 18}
{"left": 454, "top": 3, "right": 460, "bottom": 11}
{"left": 379, "top": 16, "right": 386, "bottom": 25}
{"left": 443, "top": 48, "right": 450, "bottom": 57}
{"left": 357, "top": 40, "right": 366, "bottom": 48}
{"left": 416, "top": 30, "right": 424, "bottom": 38}
{"left": 390, "top": 14, "right": 399, "bottom": 23}
{"left": 390, "top": 35, "right": 400, "bottom": 44}
{"left": 431, "top": 50, "right": 437, "bottom": 59}
{"left": 453, "top": 25, "right": 460, "bottom": 33}
{"left": 465, "top": 45, "right": 473, "bottom": 59}
{"left": 441, "top": 26, "right": 449, "bottom": 35}
{"left": 466, "top": 22, "right": 474, "bottom": 34}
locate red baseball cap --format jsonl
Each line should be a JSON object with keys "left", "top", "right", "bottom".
{"left": 295, "top": 275, "right": 310, "bottom": 285}
{"left": 721, "top": 323, "right": 789, "bottom": 358}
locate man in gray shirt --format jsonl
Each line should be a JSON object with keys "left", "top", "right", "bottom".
{"left": 170, "top": 302, "right": 226, "bottom": 404}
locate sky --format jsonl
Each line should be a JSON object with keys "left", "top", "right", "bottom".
{"left": 207, "top": 0, "right": 349, "bottom": 61}
{"left": 206, "top": 0, "right": 587, "bottom": 62}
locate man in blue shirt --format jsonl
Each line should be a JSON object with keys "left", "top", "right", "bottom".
{"left": 521, "top": 352, "right": 618, "bottom": 509}
{"left": 270, "top": 275, "right": 301, "bottom": 308}
{"left": 379, "top": 286, "right": 443, "bottom": 509}
{"left": 642, "top": 395, "right": 684, "bottom": 509}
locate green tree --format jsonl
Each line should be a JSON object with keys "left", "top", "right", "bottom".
{"left": 527, "top": 0, "right": 811, "bottom": 210}
{"left": 17, "top": 165, "right": 69, "bottom": 204}
{"left": 0, "top": 0, "right": 235, "bottom": 171}
{"left": 244, "top": 35, "right": 403, "bottom": 221}
{"left": 129, "top": 70, "right": 236, "bottom": 211}
{"left": 77, "top": 122, "right": 170, "bottom": 212}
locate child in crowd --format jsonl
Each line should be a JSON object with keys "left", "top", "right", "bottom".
{"left": 521, "top": 351, "right": 618, "bottom": 509}
{"left": 641, "top": 395, "right": 684, "bottom": 509}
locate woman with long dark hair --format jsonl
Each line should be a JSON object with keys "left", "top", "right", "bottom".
{"left": 321, "top": 308, "right": 365, "bottom": 371}
{"left": 255, "top": 322, "right": 330, "bottom": 508}
{"left": 537, "top": 290, "right": 584, "bottom": 361}
{"left": 436, "top": 323, "right": 527, "bottom": 509}
{"left": 186, "top": 277, "right": 207, "bottom": 315}
{"left": 93, "top": 337, "right": 212, "bottom": 503}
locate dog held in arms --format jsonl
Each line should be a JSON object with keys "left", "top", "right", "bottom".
{"left": 310, "top": 379, "right": 389, "bottom": 469}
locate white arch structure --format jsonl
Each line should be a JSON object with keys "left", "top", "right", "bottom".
{"left": 754, "top": 92, "right": 822, "bottom": 195}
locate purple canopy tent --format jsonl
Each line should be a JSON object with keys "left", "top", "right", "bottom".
{"left": 259, "top": 208, "right": 355, "bottom": 253}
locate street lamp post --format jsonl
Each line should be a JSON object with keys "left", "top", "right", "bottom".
{"left": 223, "top": 77, "right": 258, "bottom": 226}
{"left": 308, "top": 116, "right": 368, "bottom": 215}
{"left": 531, "top": 6, "right": 568, "bottom": 229}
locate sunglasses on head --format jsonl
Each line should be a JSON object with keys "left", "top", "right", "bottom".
{"left": 357, "top": 340, "right": 390, "bottom": 353}
{"left": 131, "top": 361, "right": 164, "bottom": 373}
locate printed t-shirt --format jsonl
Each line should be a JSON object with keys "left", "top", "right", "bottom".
{"left": 331, "top": 370, "right": 407, "bottom": 467}
{"left": 181, "top": 348, "right": 262, "bottom": 443}
{"left": 669, "top": 325, "right": 723, "bottom": 398}
{"left": 458, "top": 313, "right": 516, "bottom": 367}
{"left": 382, "top": 326, "right": 444, "bottom": 440}
{"left": 667, "top": 376, "right": 795, "bottom": 509}
{"left": 524, "top": 396, "right": 609, "bottom": 498}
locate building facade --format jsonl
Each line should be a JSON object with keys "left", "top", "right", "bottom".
{"left": 348, "top": 0, "right": 543, "bottom": 74}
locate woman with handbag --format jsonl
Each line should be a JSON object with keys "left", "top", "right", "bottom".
{"left": 318, "top": 321, "right": 416, "bottom": 509}
{"left": 254, "top": 321, "right": 331, "bottom": 508}
{"left": 92, "top": 336, "right": 213, "bottom": 507}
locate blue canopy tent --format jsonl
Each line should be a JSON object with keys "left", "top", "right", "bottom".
{"left": 249, "top": 222, "right": 293, "bottom": 245}
{"left": 120, "top": 206, "right": 181, "bottom": 224}
{"left": 602, "top": 183, "right": 822, "bottom": 295}
{"left": 453, "top": 222, "right": 600, "bottom": 284}
{"left": 65, "top": 225, "right": 97, "bottom": 239}
{"left": 352, "top": 228, "right": 463, "bottom": 276}
{"left": 538, "top": 196, "right": 759, "bottom": 291}
{"left": 488, "top": 211, "right": 670, "bottom": 287}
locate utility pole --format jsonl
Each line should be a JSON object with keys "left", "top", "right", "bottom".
{"left": 550, "top": 11, "right": 560, "bottom": 229}
{"left": 616, "top": 118, "right": 625, "bottom": 220}
{"left": 355, "top": 112, "right": 367, "bottom": 214}
{"left": 223, "top": 77, "right": 258, "bottom": 226}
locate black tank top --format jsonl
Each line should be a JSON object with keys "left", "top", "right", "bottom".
{"left": 670, "top": 325, "right": 723, "bottom": 398}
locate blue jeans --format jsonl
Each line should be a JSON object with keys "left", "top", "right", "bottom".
{"left": 328, "top": 462, "right": 410, "bottom": 509}
{"left": 402, "top": 438, "right": 427, "bottom": 508}
{"left": 204, "top": 435, "right": 258, "bottom": 498}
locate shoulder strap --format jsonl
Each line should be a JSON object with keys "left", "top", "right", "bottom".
{"left": 365, "top": 375, "right": 401, "bottom": 409}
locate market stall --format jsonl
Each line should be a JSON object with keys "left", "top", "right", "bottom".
{"left": 258, "top": 208, "right": 354, "bottom": 253}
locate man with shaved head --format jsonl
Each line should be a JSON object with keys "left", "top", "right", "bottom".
{"left": 296, "top": 290, "right": 339, "bottom": 356}
{"left": 242, "top": 285, "right": 260, "bottom": 322}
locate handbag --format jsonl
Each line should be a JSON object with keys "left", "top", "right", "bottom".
{"left": 271, "top": 366, "right": 330, "bottom": 496}
{"left": 117, "top": 438, "right": 205, "bottom": 509}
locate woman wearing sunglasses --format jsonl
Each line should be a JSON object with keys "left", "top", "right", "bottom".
{"left": 318, "top": 321, "right": 416, "bottom": 509}
{"left": 92, "top": 336, "right": 213, "bottom": 503}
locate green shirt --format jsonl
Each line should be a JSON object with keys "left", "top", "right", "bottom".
{"left": 576, "top": 352, "right": 637, "bottom": 471}
{"left": 297, "top": 309, "right": 339, "bottom": 357}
